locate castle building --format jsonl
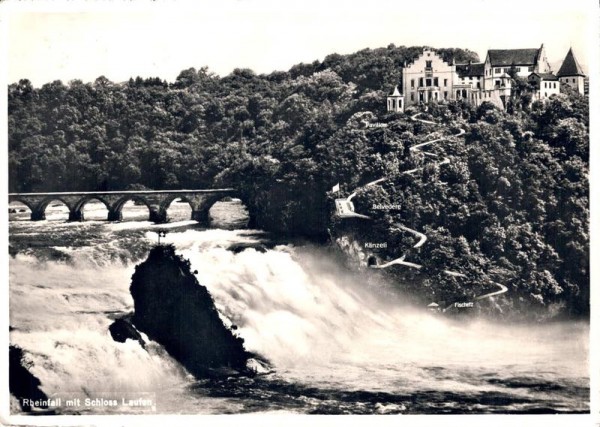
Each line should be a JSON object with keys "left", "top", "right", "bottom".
{"left": 455, "top": 62, "right": 484, "bottom": 104}
{"left": 557, "top": 48, "right": 586, "bottom": 95}
{"left": 483, "top": 46, "right": 551, "bottom": 91}
{"left": 528, "top": 73, "right": 560, "bottom": 99}
{"left": 387, "top": 44, "right": 583, "bottom": 112}
{"left": 402, "top": 49, "right": 455, "bottom": 105}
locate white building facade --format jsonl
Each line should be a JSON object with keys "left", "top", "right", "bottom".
{"left": 402, "top": 49, "right": 456, "bottom": 107}
{"left": 386, "top": 44, "right": 579, "bottom": 112}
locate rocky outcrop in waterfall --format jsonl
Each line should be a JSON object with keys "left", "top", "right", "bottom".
{"left": 125, "top": 244, "right": 253, "bottom": 378}
{"left": 9, "top": 345, "right": 54, "bottom": 414}
{"left": 109, "top": 315, "right": 146, "bottom": 349}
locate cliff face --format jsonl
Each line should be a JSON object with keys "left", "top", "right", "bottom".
{"left": 241, "top": 182, "right": 331, "bottom": 240}
{"left": 9, "top": 345, "right": 53, "bottom": 413}
{"left": 129, "top": 245, "right": 249, "bottom": 377}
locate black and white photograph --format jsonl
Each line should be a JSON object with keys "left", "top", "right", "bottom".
{"left": 1, "top": 0, "right": 597, "bottom": 425}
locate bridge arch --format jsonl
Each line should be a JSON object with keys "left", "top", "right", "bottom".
{"left": 9, "top": 198, "right": 35, "bottom": 212}
{"left": 8, "top": 201, "right": 32, "bottom": 221}
{"left": 108, "top": 196, "right": 154, "bottom": 222}
{"left": 193, "top": 195, "right": 251, "bottom": 229}
{"left": 70, "top": 196, "right": 111, "bottom": 221}
{"left": 9, "top": 189, "right": 250, "bottom": 226}
{"left": 161, "top": 196, "right": 195, "bottom": 223}
{"left": 159, "top": 195, "right": 195, "bottom": 211}
{"left": 33, "top": 198, "right": 73, "bottom": 221}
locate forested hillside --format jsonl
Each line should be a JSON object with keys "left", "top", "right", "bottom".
{"left": 8, "top": 44, "right": 588, "bottom": 318}
{"left": 8, "top": 45, "right": 478, "bottom": 193}
{"left": 336, "top": 97, "right": 589, "bottom": 319}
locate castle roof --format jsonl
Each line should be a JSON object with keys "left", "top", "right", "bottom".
{"left": 487, "top": 48, "right": 541, "bottom": 66}
{"left": 388, "top": 85, "right": 402, "bottom": 96}
{"left": 557, "top": 48, "right": 585, "bottom": 77}
{"left": 529, "top": 72, "right": 559, "bottom": 81}
{"left": 456, "top": 63, "right": 485, "bottom": 77}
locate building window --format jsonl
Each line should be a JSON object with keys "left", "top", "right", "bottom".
{"left": 411, "top": 93, "right": 414, "bottom": 101}
{"left": 495, "top": 80, "right": 501, "bottom": 87}
{"left": 419, "top": 77, "right": 424, "bottom": 87}
{"left": 434, "top": 77, "right": 439, "bottom": 86}
{"left": 477, "top": 82, "right": 481, "bottom": 89}
{"left": 444, "top": 91, "right": 448, "bottom": 99}
{"left": 528, "top": 66, "right": 534, "bottom": 72}
{"left": 553, "top": 82, "right": 556, "bottom": 89}
{"left": 411, "top": 79, "right": 415, "bottom": 88}
{"left": 444, "top": 78, "right": 447, "bottom": 86}
{"left": 494, "top": 68, "right": 501, "bottom": 74}
{"left": 426, "top": 78, "right": 432, "bottom": 87}
{"left": 435, "top": 92, "right": 438, "bottom": 100}
{"left": 426, "top": 60, "right": 432, "bottom": 68}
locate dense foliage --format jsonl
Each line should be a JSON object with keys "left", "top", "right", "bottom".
{"left": 8, "top": 45, "right": 588, "bottom": 318}
{"left": 341, "top": 94, "right": 588, "bottom": 319}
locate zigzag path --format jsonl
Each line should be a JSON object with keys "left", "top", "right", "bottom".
{"left": 343, "top": 110, "right": 507, "bottom": 308}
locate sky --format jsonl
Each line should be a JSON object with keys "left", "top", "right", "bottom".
{"left": 1, "top": 0, "right": 597, "bottom": 86}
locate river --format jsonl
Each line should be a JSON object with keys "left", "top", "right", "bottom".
{"left": 8, "top": 200, "right": 589, "bottom": 415}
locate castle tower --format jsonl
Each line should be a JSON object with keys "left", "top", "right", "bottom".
{"left": 386, "top": 85, "right": 405, "bottom": 112}
{"left": 557, "top": 48, "right": 586, "bottom": 95}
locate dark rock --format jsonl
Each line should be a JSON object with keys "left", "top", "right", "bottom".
{"left": 237, "top": 182, "right": 329, "bottom": 240}
{"left": 9, "top": 345, "right": 55, "bottom": 414}
{"left": 229, "top": 242, "right": 268, "bottom": 254}
{"left": 130, "top": 244, "right": 251, "bottom": 378}
{"left": 109, "top": 316, "right": 146, "bottom": 349}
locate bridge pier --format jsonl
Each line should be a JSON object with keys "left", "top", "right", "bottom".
{"left": 31, "top": 210, "right": 45, "bottom": 221}
{"left": 247, "top": 212, "right": 256, "bottom": 229}
{"left": 149, "top": 208, "right": 168, "bottom": 224}
{"left": 191, "top": 209, "right": 211, "bottom": 226}
{"left": 68, "top": 210, "right": 84, "bottom": 222}
{"left": 108, "top": 209, "right": 122, "bottom": 222}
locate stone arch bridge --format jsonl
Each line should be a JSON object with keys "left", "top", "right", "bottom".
{"left": 8, "top": 189, "right": 241, "bottom": 224}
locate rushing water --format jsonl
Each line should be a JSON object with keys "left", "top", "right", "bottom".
{"left": 8, "top": 201, "right": 589, "bottom": 415}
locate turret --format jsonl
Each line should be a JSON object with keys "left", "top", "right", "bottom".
{"left": 386, "top": 85, "right": 405, "bottom": 112}
{"left": 557, "top": 48, "right": 586, "bottom": 95}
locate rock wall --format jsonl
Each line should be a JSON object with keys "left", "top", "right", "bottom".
{"left": 129, "top": 245, "right": 250, "bottom": 377}
{"left": 9, "top": 345, "right": 52, "bottom": 413}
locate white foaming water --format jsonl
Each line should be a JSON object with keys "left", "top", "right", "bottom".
{"left": 9, "top": 253, "right": 190, "bottom": 412}
{"left": 8, "top": 202, "right": 589, "bottom": 413}
{"left": 167, "top": 229, "right": 588, "bottom": 395}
